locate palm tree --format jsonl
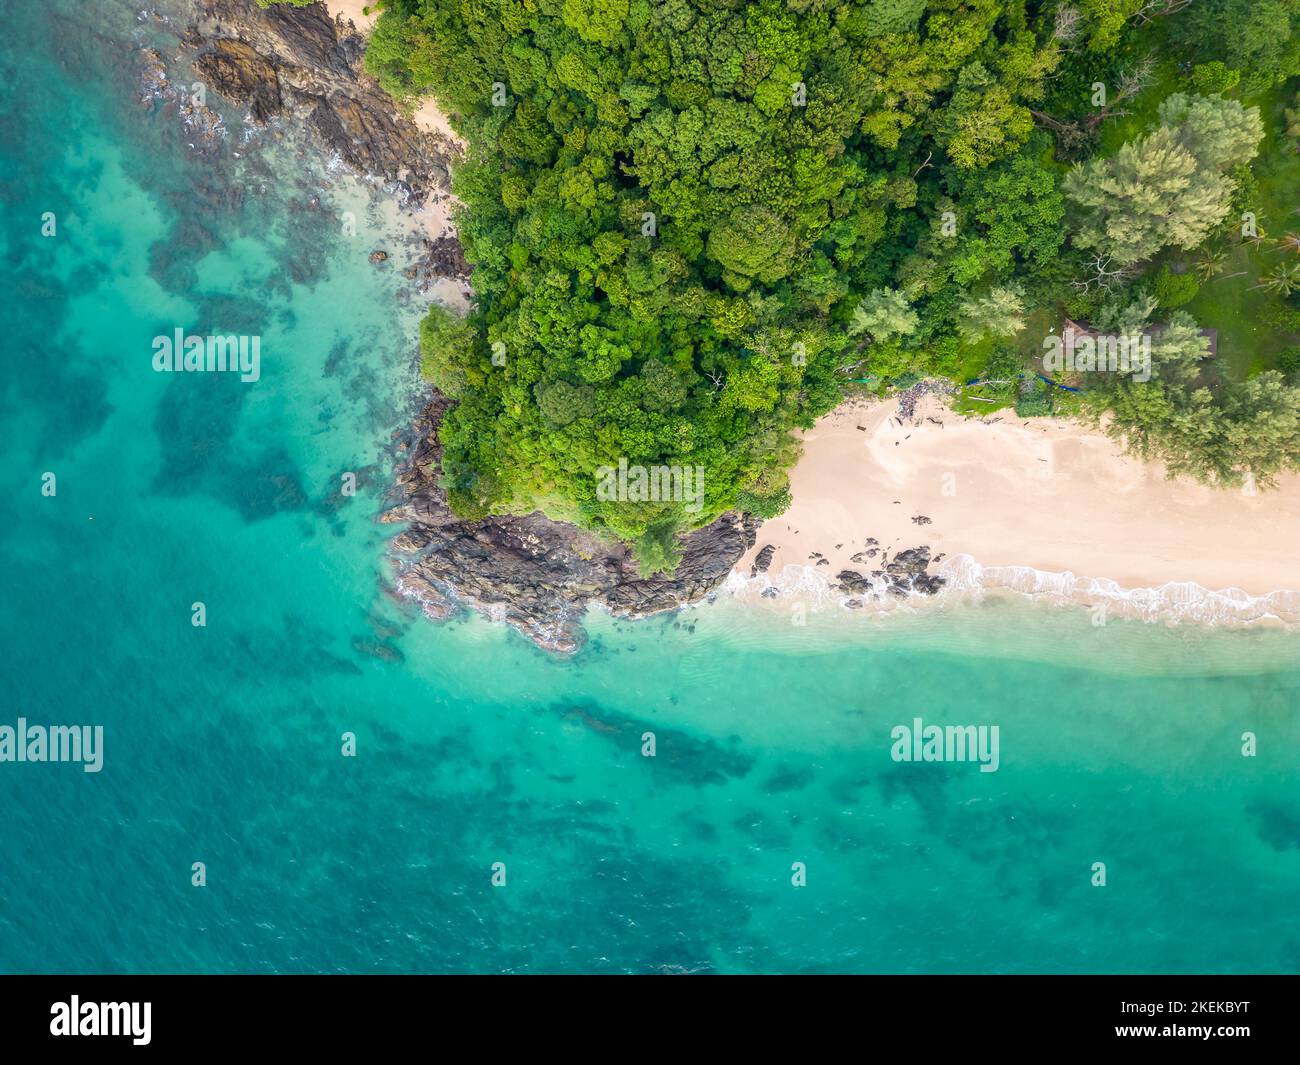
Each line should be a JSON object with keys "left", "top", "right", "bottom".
{"left": 1194, "top": 246, "right": 1226, "bottom": 282}
{"left": 1276, "top": 232, "right": 1300, "bottom": 255}
{"left": 1253, "top": 262, "right": 1300, "bottom": 297}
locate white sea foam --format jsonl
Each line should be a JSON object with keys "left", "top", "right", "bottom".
{"left": 936, "top": 554, "right": 1300, "bottom": 626}
{"left": 723, "top": 564, "right": 925, "bottom": 618}
{"left": 726, "top": 556, "right": 1300, "bottom": 628}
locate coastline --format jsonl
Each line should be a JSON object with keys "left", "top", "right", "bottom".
{"left": 145, "top": 0, "right": 743, "bottom": 654}
{"left": 323, "top": 0, "right": 379, "bottom": 34}
{"left": 734, "top": 397, "right": 1300, "bottom": 627}
{"left": 322, "top": 0, "right": 468, "bottom": 249}
{"left": 12, "top": 0, "right": 1300, "bottom": 982}
{"left": 301, "top": 0, "right": 1299, "bottom": 641}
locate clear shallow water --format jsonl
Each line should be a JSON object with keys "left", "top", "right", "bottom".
{"left": 1, "top": 1, "right": 1297, "bottom": 974}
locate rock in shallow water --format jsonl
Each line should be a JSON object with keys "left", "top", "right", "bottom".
{"left": 837, "top": 546, "right": 946, "bottom": 599}
{"left": 180, "top": 0, "right": 452, "bottom": 204}
{"left": 383, "top": 396, "right": 751, "bottom": 654}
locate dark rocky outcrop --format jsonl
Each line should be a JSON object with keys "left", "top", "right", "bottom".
{"left": 171, "top": 2, "right": 747, "bottom": 652}
{"left": 835, "top": 570, "right": 872, "bottom": 595}
{"left": 177, "top": 0, "right": 452, "bottom": 203}
{"left": 403, "top": 236, "right": 472, "bottom": 290}
{"left": 887, "top": 546, "right": 948, "bottom": 595}
{"left": 382, "top": 397, "right": 750, "bottom": 654}
{"left": 192, "top": 38, "right": 282, "bottom": 122}
{"left": 837, "top": 545, "right": 946, "bottom": 600}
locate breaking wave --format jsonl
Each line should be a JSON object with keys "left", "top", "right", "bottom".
{"left": 725, "top": 556, "right": 1300, "bottom": 627}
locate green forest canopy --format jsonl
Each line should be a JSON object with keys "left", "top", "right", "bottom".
{"left": 341, "top": 0, "right": 1300, "bottom": 570}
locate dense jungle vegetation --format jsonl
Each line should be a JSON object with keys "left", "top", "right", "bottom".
{"left": 297, "top": 1, "right": 1300, "bottom": 570}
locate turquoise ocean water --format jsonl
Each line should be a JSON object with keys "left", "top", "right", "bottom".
{"left": 1, "top": 1, "right": 1297, "bottom": 974}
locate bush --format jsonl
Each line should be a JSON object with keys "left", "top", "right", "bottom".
{"left": 633, "top": 520, "right": 684, "bottom": 577}
{"left": 418, "top": 305, "right": 480, "bottom": 395}
{"left": 1262, "top": 303, "right": 1300, "bottom": 332}
{"left": 736, "top": 487, "right": 792, "bottom": 519}
{"left": 984, "top": 344, "right": 1023, "bottom": 383}
{"left": 1189, "top": 61, "right": 1241, "bottom": 95}
{"left": 1279, "top": 345, "right": 1300, "bottom": 379}
{"left": 1153, "top": 266, "right": 1200, "bottom": 309}
{"left": 1015, "top": 379, "right": 1052, "bottom": 417}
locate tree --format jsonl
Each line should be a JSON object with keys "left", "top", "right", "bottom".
{"left": 535, "top": 380, "right": 596, "bottom": 427}
{"left": 1064, "top": 95, "right": 1262, "bottom": 265}
{"left": 936, "top": 64, "right": 1034, "bottom": 170}
{"left": 561, "top": 0, "right": 630, "bottom": 47}
{"left": 1254, "top": 263, "right": 1300, "bottom": 297}
{"left": 1188, "top": 61, "right": 1240, "bottom": 95}
{"left": 1151, "top": 312, "right": 1213, "bottom": 384}
{"left": 1172, "top": 0, "right": 1300, "bottom": 94}
{"left": 1065, "top": 128, "right": 1226, "bottom": 264}
{"left": 958, "top": 286, "right": 1027, "bottom": 340}
{"left": 1076, "top": 0, "right": 1145, "bottom": 51}
{"left": 848, "top": 289, "right": 919, "bottom": 341}
{"left": 949, "top": 150, "right": 1066, "bottom": 283}
{"left": 705, "top": 205, "right": 798, "bottom": 290}
{"left": 1158, "top": 94, "right": 1264, "bottom": 172}
{"left": 1087, "top": 305, "right": 1300, "bottom": 487}
{"left": 861, "top": 0, "right": 927, "bottom": 35}
{"left": 1218, "top": 372, "right": 1300, "bottom": 486}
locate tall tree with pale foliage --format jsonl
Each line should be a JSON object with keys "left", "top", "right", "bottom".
{"left": 957, "top": 285, "right": 1027, "bottom": 340}
{"left": 1064, "top": 94, "right": 1263, "bottom": 265}
{"left": 848, "top": 288, "right": 919, "bottom": 341}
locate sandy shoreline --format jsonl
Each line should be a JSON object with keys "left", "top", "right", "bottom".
{"left": 324, "top": 1, "right": 466, "bottom": 155}
{"left": 324, "top": 1, "right": 468, "bottom": 248}
{"left": 321, "top": 0, "right": 1298, "bottom": 629}
{"left": 323, "top": 0, "right": 378, "bottom": 34}
{"left": 734, "top": 397, "right": 1300, "bottom": 625}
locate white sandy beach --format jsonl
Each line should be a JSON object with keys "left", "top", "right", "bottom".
{"left": 735, "top": 397, "right": 1300, "bottom": 624}
{"left": 320, "top": 2, "right": 1298, "bottom": 627}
